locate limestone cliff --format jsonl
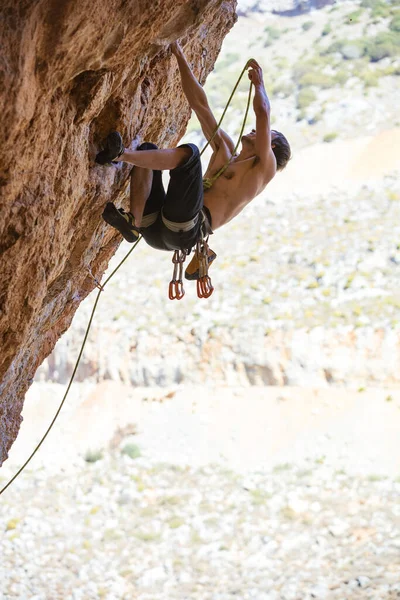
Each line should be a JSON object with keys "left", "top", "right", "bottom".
{"left": 0, "top": 0, "right": 237, "bottom": 465}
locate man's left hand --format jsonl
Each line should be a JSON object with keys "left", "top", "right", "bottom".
{"left": 247, "top": 59, "right": 264, "bottom": 87}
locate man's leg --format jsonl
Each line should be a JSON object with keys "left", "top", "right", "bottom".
{"left": 96, "top": 131, "right": 192, "bottom": 170}
{"left": 102, "top": 142, "right": 167, "bottom": 241}
{"left": 130, "top": 142, "right": 164, "bottom": 227}
{"left": 120, "top": 146, "right": 191, "bottom": 171}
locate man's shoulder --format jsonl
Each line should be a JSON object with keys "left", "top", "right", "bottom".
{"left": 252, "top": 151, "right": 276, "bottom": 186}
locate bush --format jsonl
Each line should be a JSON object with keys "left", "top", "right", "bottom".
{"left": 390, "top": 14, "right": 400, "bottom": 32}
{"left": 297, "top": 88, "right": 316, "bottom": 109}
{"left": 302, "top": 20, "right": 314, "bottom": 31}
{"left": 322, "top": 40, "right": 345, "bottom": 55}
{"left": 362, "top": 71, "right": 379, "bottom": 87}
{"left": 292, "top": 56, "right": 330, "bottom": 82}
{"left": 321, "top": 23, "right": 332, "bottom": 36}
{"left": 334, "top": 69, "right": 349, "bottom": 85}
{"left": 298, "top": 71, "right": 334, "bottom": 88}
{"left": 346, "top": 9, "right": 363, "bottom": 23}
{"left": 271, "top": 80, "right": 295, "bottom": 98}
{"left": 323, "top": 132, "right": 338, "bottom": 143}
{"left": 365, "top": 32, "right": 400, "bottom": 61}
{"left": 361, "top": 0, "right": 390, "bottom": 16}
{"left": 85, "top": 449, "right": 103, "bottom": 463}
{"left": 264, "top": 25, "right": 281, "bottom": 46}
{"left": 322, "top": 33, "right": 400, "bottom": 61}
{"left": 322, "top": 38, "right": 367, "bottom": 59}
{"left": 122, "top": 443, "right": 141, "bottom": 459}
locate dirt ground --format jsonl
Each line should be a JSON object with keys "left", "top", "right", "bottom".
{"left": 3, "top": 381, "right": 400, "bottom": 478}
{"left": 268, "top": 127, "right": 400, "bottom": 197}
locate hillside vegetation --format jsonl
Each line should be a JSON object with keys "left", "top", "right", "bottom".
{"left": 185, "top": 0, "right": 400, "bottom": 148}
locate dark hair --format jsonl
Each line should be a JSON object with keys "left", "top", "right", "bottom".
{"left": 272, "top": 131, "right": 291, "bottom": 171}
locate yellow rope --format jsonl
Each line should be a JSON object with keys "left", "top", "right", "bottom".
{"left": 0, "top": 236, "right": 143, "bottom": 496}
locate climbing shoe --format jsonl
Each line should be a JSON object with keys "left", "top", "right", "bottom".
{"left": 95, "top": 131, "right": 125, "bottom": 165}
{"left": 102, "top": 202, "right": 140, "bottom": 243}
{"left": 185, "top": 248, "right": 217, "bottom": 280}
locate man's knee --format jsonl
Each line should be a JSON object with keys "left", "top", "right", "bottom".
{"left": 175, "top": 146, "right": 193, "bottom": 168}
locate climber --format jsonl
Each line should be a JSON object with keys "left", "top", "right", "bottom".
{"left": 96, "top": 42, "right": 291, "bottom": 256}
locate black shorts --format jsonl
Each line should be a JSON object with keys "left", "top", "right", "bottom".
{"left": 137, "top": 142, "right": 206, "bottom": 252}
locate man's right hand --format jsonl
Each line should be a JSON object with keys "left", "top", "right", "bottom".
{"left": 170, "top": 41, "right": 182, "bottom": 57}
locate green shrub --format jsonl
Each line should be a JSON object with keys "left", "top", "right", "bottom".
{"left": 302, "top": 20, "right": 314, "bottom": 31}
{"left": 322, "top": 33, "right": 400, "bottom": 61}
{"left": 85, "top": 449, "right": 103, "bottom": 463}
{"left": 333, "top": 69, "right": 349, "bottom": 85}
{"left": 346, "top": 9, "right": 363, "bottom": 23}
{"left": 323, "top": 132, "right": 338, "bottom": 143}
{"left": 321, "top": 23, "right": 332, "bottom": 36}
{"left": 292, "top": 56, "right": 330, "bottom": 81}
{"left": 360, "top": 0, "right": 379, "bottom": 7}
{"left": 365, "top": 32, "right": 400, "bottom": 61}
{"left": 390, "top": 13, "right": 400, "bottom": 32}
{"left": 362, "top": 71, "right": 379, "bottom": 86}
{"left": 274, "top": 56, "right": 289, "bottom": 69}
{"left": 371, "top": 3, "right": 391, "bottom": 17}
{"left": 264, "top": 25, "right": 281, "bottom": 46}
{"left": 361, "top": 0, "right": 390, "bottom": 16}
{"left": 271, "top": 80, "right": 295, "bottom": 98}
{"left": 297, "top": 88, "right": 316, "bottom": 109}
{"left": 298, "top": 71, "right": 334, "bottom": 88}
{"left": 122, "top": 443, "right": 141, "bottom": 459}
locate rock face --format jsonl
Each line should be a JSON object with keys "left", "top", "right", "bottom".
{"left": 0, "top": 0, "right": 237, "bottom": 465}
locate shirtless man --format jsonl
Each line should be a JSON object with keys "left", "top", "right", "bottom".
{"left": 97, "top": 42, "right": 291, "bottom": 260}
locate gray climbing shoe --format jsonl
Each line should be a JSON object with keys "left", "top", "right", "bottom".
{"left": 95, "top": 131, "right": 124, "bottom": 165}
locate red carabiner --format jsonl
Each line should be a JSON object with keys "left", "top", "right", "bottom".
{"left": 169, "top": 280, "right": 185, "bottom": 300}
{"left": 175, "top": 280, "right": 185, "bottom": 300}
{"left": 197, "top": 276, "right": 214, "bottom": 299}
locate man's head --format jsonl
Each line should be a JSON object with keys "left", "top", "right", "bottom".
{"left": 270, "top": 130, "right": 291, "bottom": 171}
{"left": 241, "top": 128, "right": 291, "bottom": 171}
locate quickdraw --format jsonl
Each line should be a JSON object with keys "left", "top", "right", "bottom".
{"left": 195, "top": 238, "right": 214, "bottom": 299}
{"left": 168, "top": 249, "right": 187, "bottom": 300}
{"left": 168, "top": 239, "right": 214, "bottom": 300}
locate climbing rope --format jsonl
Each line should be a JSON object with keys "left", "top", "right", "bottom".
{"left": 0, "top": 59, "right": 255, "bottom": 494}
{"left": 200, "top": 58, "right": 254, "bottom": 159}
{"left": 0, "top": 236, "right": 143, "bottom": 497}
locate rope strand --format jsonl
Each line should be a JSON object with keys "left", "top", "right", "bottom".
{"left": 0, "top": 236, "right": 142, "bottom": 496}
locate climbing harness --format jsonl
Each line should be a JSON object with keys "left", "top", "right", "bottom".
{"left": 168, "top": 58, "right": 254, "bottom": 300}
{"left": 0, "top": 59, "right": 256, "bottom": 494}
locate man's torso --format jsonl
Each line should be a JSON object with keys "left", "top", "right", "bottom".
{"left": 202, "top": 143, "right": 275, "bottom": 229}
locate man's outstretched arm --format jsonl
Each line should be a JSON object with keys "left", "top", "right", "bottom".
{"left": 171, "top": 42, "right": 234, "bottom": 152}
{"left": 247, "top": 60, "right": 276, "bottom": 174}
